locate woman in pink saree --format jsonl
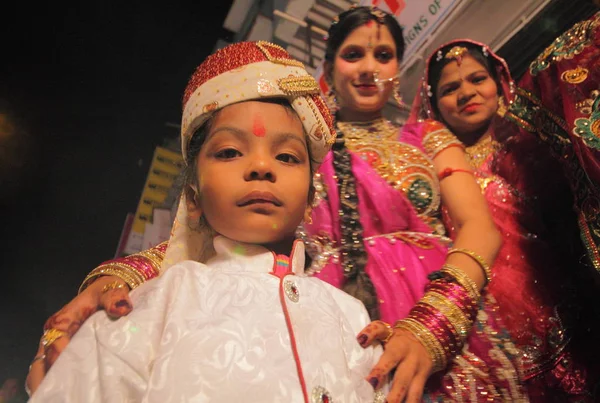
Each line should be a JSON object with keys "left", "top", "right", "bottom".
{"left": 410, "top": 38, "right": 599, "bottom": 401}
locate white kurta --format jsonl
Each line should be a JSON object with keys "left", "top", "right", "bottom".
{"left": 31, "top": 237, "right": 385, "bottom": 403}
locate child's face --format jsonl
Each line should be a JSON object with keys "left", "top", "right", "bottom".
{"left": 190, "top": 101, "right": 311, "bottom": 248}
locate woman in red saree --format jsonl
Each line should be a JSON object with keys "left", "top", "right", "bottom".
{"left": 409, "top": 38, "right": 599, "bottom": 401}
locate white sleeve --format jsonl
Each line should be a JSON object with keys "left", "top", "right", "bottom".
{"left": 28, "top": 313, "right": 149, "bottom": 403}
{"left": 29, "top": 262, "right": 200, "bottom": 403}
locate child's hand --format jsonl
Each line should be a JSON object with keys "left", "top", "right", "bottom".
{"left": 357, "top": 320, "right": 433, "bottom": 403}
{"left": 25, "top": 276, "right": 132, "bottom": 396}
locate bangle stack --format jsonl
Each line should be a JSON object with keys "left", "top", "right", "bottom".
{"left": 78, "top": 243, "right": 167, "bottom": 294}
{"left": 447, "top": 247, "right": 492, "bottom": 285}
{"left": 394, "top": 264, "right": 481, "bottom": 373}
{"left": 79, "top": 264, "right": 143, "bottom": 294}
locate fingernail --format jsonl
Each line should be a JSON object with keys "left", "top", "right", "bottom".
{"left": 368, "top": 377, "right": 379, "bottom": 389}
{"left": 115, "top": 299, "right": 130, "bottom": 309}
{"left": 357, "top": 334, "right": 368, "bottom": 346}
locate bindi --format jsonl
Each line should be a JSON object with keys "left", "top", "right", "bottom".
{"left": 252, "top": 113, "right": 266, "bottom": 137}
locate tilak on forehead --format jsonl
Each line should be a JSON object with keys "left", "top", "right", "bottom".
{"left": 252, "top": 113, "right": 266, "bottom": 137}
{"left": 365, "top": 6, "right": 387, "bottom": 43}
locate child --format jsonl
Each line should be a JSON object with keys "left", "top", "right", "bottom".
{"left": 29, "top": 41, "right": 386, "bottom": 403}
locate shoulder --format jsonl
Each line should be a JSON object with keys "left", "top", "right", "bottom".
{"left": 302, "top": 276, "right": 368, "bottom": 314}
{"left": 130, "top": 260, "right": 209, "bottom": 304}
{"left": 417, "top": 120, "right": 463, "bottom": 159}
{"left": 148, "top": 260, "right": 207, "bottom": 283}
{"left": 401, "top": 119, "right": 449, "bottom": 143}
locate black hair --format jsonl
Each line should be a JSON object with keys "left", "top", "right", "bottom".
{"left": 427, "top": 42, "right": 501, "bottom": 119}
{"left": 331, "top": 134, "right": 380, "bottom": 320}
{"left": 324, "top": 6, "right": 405, "bottom": 64}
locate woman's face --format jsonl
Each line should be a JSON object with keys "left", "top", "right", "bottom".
{"left": 435, "top": 54, "right": 499, "bottom": 137}
{"left": 330, "top": 22, "right": 398, "bottom": 119}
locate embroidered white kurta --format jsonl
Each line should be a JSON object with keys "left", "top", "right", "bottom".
{"left": 31, "top": 237, "right": 384, "bottom": 403}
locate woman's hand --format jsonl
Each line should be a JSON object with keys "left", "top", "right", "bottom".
{"left": 357, "top": 320, "right": 433, "bottom": 403}
{"left": 25, "top": 276, "right": 132, "bottom": 396}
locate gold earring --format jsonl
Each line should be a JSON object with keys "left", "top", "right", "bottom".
{"left": 304, "top": 209, "right": 313, "bottom": 225}
{"left": 393, "top": 77, "right": 405, "bottom": 107}
{"left": 496, "top": 96, "right": 507, "bottom": 117}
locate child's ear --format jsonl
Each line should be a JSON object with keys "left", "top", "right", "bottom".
{"left": 303, "top": 208, "right": 313, "bottom": 225}
{"left": 185, "top": 185, "right": 202, "bottom": 221}
{"left": 304, "top": 185, "right": 316, "bottom": 224}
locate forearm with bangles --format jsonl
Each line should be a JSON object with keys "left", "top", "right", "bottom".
{"left": 395, "top": 263, "right": 484, "bottom": 373}
{"left": 78, "top": 242, "right": 167, "bottom": 293}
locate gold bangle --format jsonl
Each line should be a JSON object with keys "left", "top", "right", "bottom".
{"left": 79, "top": 264, "right": 144, "bottom": 294}
{"left": 440, "top": 264, "right": 481, "bottom": 301}
{"left": 397, "top": 318, "right": 446, "bottom": 372}
{"left": 135, "top": 249, "right": 164, "bottom": 274}
{"left": 79, "top": 268, "right": 136, "bottom": 294}
{"left": 421, "top": 292, "right": 472, "bottom": 340}
{"left": 380, "top": 321, "right": 393, "bottom": 344}
{"left": 394, "top": 318, "right": 447, "bottom": 372}
{"left": 447, "top": 248, "right": 492, "bottom": 285}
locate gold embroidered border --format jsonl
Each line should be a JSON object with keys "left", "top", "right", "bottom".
{"left": 256, "top": 41, "right": 305, "bottom": 68}
{"left": 423, "top": 128, "right": 463, "bottom": 159}
{"left": 277, "top": 76, "right": 319, "bottom": 95}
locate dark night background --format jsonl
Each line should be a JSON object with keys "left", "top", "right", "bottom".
{"left": 1, "top": 0, "right": 234, "bottom": 386}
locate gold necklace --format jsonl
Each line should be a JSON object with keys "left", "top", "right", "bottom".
{"left": 336, "top": 117, "right": 397, "bottom": 141}
{"left": 465, "top": 136, "right": 501, "bottom": 169}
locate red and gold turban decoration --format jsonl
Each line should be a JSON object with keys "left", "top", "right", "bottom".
{"left": 180, "top": 41, "right": 335, "bottom": 171}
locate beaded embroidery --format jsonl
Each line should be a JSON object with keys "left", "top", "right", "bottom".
{"left": 277, "top": 75, "right": 320, "bottom": 95}
{"left": 422, "top": 126, "right": 464, "bottom": 159}
{"left": 310, "top": 386, "right": 332, "bottom": 403}
{"left": 337, "top": 118, "right": 441, "bottom": 222}
{"left": 283, "top": 279, "right": 300, "bottom": 303}
{"left": 464, "top": 136, "right": 501, "bottom": 169}
{"left": 529, "top": 13, "right": 599, "bottom": 76}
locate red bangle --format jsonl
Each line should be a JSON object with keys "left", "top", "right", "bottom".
{"left": 438, "top": 167, "right": 473, "bottom": 180}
